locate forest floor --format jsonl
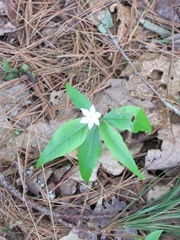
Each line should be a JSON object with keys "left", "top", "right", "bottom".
{"left": 0, "top": 1, "right": 180, "bottom": 240}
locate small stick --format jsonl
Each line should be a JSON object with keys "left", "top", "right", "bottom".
{"left": 0, "top": 173, "right": 113, "bottom": 234}
{"left": 0, "top": 173, "right": 74, "bottom": 228}
{"left": 101, "top": 23, "right": 180, "bottom": 116}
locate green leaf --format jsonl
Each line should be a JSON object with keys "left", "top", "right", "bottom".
{"left": 100, "top": 121, "right": 145, "bottom": 179}
{"left": 98, "top": 9, "right": 113, "bottom": 34}
{"left": 20, "top": 63, "right": 29, "bottom": 72}
{"left": 66, "top": 83, "right": 92, "bottom": 110}
{"left": 78, "top": 125, "right": 102, "bottom": 182}
{"left": 145, "top": 230, "right": 163, "bottom": 240}
{"left": 4, "top": 70, "right": 19, "bottom": 81}
{"left": 2, "top": 60, "right": 18, "bottom": 80}
{"left": 2, "top": 59, "right": 11, "bottom": 72}
{"left": 103, "top": 106, "right": 152, "bottom": 133}
{"left": 36, "top": 118, "right": 88, "bottom": 168}
{"left": 29, "top": 71, "right": 36, "bottom": 78}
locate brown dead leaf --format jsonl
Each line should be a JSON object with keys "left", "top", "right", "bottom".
{"left": 145, "top": 124, "right": 180, "bottom": 170}
{"left": 122, "top": 53, "right": 180, "bottom": 128}
{"left": 37, "top": 168, "right": 53, "bottom": 187}
{"left": 50, "top": 91, "right": 67, "bottom": 107}
{"left": 93, "top": 78, "right": 155, "bottom": 128}
{"left": 0, "top": 119, "right": 66, "bottom": 163}
{"left": 0, "top": 82, "right": 32, "bottom": 118}
{"left": 2, "top": 0, "right": 18, "bottom": 23}
{"left": 0, "top": 0, "right": 17, "bottom": 35}
{"left": 110, "top": 2, "right": 132, "bottom": 41}
{"left": 51, "top": 165, "right": 71, "bottom": 182}
{"left": 0, "top": 18, "right": 16, "bottom": 35}
{"left": 93, "top": 78, "right": 154, "bottom": 115}
{"left": 26, "top": 177, "right": 41, "bottom": 196}
{"left": 89, "top": 196, "right": 126, "bottom": 230}
{"left": 0, "top": 1, "right": 5, "bottom": 15}
{"left": 99, "top": 144, "right": 125, "bottom": 176}
{"left": 59, "top": 179, "right": 77, "bottom": 196}
{"left": 25, "top": 168, "right": 53, "bottom": 196}
{"left": 155, "top": 0, "right": 180, "bottom": 23}
{"left": 70, "top": 164, "right": 99, "bottom": 182}
{"left": 42, "top": 21, "right": 60, "bottom": 45}
{"left": 60, "top": 231, "right": 83, "bottom": 240}
{"left": 147, "top": 184, "right": 173, "bottom": 202}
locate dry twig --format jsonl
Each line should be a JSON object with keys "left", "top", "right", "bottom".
{"left": 0, "top": 173, "right": 116, "bottom": 235}
{"left": 101, "top": 23, "right": 180, "bottom": 116}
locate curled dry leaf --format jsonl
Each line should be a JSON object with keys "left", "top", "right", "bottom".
{"left": 26, "top": 168, "right": 53, "bottom": 196}
{"left": 51, "top": 165, "right": 71, "bottom": 182}
{"left": 110, "top": 2, "right": 132, "bottom": 40}
{"left": 59, "top": 179, "right": 77, "bottom": 196}
{"left": 88, "top": 196, "right": 126, "bottom": 230}
{"left": 145, "top": 124, "right": 180, "bottom": 170}
{"left": 37, "top": 168, "right": 53, "bottom": 187}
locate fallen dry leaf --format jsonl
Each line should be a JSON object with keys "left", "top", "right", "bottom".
{"left": 0, "top": 0, "right": 17, "bottom": 35}
{"left": 25, "top": 168, "right": 53, "bottom": 196}
{"left": 124, "top": 53, "right": 180, "bottom": 103}
{"left": 155, "top": 0, "right": 180, "bottom": 23}
{"left": 93, "top": 77, "right": 159, "bottom": 131}
{"left": 86, "top": 196, "right": 126, "bottom": 237}
{"left": 147, "top": 184, "right": 173, "bottom": 202}
{"left": 110, "top": 2, "right": 132, "bottom": 40}
{"left": 0, "top": 119, "right": 66, "bottom": 163}
{"left": 2, "top": 0, "right": 18, "bottom": 23}
{"left": 51, "top": 165, "right": 71, "bottom": 182}
{"left": 99, "top": 144, "right": 125, "bottom": 176}
{"left": 0, "top": 18, "right": 16, "bottom": 35}
{"left": 122, "top": 53, "right": 180, "bottom": 129}
{"left": 70, "top": 164, "right": 99, "bottom": 182}
{"left": 145, "top": 124, "right": 180, "bottom": 170}
{"left": 59, "top": 179, "right": 77, "bottom": 196}
{"left": 0, "top": 1, "right": 5, "bottom": 15}
{"left": 0, "top": 82, "right": 32, "bottom": 118}
{"left": 60, "top": 230, "right": 83, "bottom": 240}
{"left": 93, "top": 78, "right": 154, "bottom": 116}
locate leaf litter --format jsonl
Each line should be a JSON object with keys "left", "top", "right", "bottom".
{"left": 0, "top": 0, "right": 180, "bottom": 239}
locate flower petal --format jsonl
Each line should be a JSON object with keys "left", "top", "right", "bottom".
{"left": 80, "top": 117, "right": 89, "bottom": 124}
{"left": 95, "top": 112, "right": 101, "bottom": 118}
{"left": 80, "top": 105, "right": 101, "bottom": 129}
{"left": 89, "top": 105, "right": 96, "bottom": 114}
{"left": 88, "top": 120, "right": 94, "bottom": 129}
{"left": 93, "top": 118, "right": 100, "bottom": 126}
{"left": 81, "top": 108, "right": 90, "bottom": 117}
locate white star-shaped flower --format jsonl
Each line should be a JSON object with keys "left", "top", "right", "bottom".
{"left": 80, "top": 105, "right": 101, "bottom": 129}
